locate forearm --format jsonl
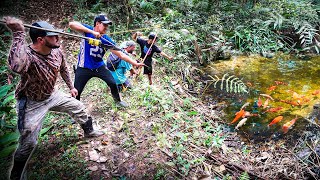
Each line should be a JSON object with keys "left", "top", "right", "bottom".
{"left": 60, "top": 57, "right": 75, "bottom": 90}
{"left": 111, "top": 49, "right": 139, "bottom": 66}
{"left": 132, "top": 32, "right": 138, "bottom": 41}
{"left": 69, "top": 21, "right": 95, "bottom": 34}
{"left": 160, "top": 51, "right": 171, "bottom": 59}
{"left": 8, "top": 31, "right": 29, "bottom": 73}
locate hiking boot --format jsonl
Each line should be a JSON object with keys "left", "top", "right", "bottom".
{"left": 70, "top": 118, "right": 76, "bottom": 124}
{"left": 85, "top": 129, "right": 104, "bottom": 138}
{"left": 115, "top": 101, "right": 129, "bottom": 108}
{"left": 81, "top": 117, "right": 104, "bottom": 138}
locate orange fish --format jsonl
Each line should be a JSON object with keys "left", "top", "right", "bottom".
{"left": 268, "top": 116, "right": 283, "bottom": 126}
{"left": 268, "top": 85, "right": 277, "bottom": 91}
{"left": 257, "top": 97, "right": 262, "bottom": 107}
{"left": 265, "top": 107, "right": 283, "bottom": 113}
{"left": 263, "top": 98, "right": 269, "bottom": 109}
{"left": 312, "top": 89, "right": 320, "bottom": 95}
{"left": 230, "top": 109, "right": 245, "bottom": 124}
{"left": 274, "top": 81, "right": 287, "bottom": 85}
{"left": 301, "top": 97, "right": 310, "bottom": 104}
{"left": 279, "top": 99, "right": 300, "bottom": 106}
{"left": 282, "top": 116, "right": 299, "bottom": 134}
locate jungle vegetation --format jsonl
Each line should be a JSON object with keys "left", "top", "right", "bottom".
{"left": 0, "top": 0, "right": 319, "bottom": 179}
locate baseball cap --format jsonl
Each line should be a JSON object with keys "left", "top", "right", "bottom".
{"left": 29, "top": 21, "right": 60, "bottom": 42}
{"left": 148, "top": 32, "right": 158, "bottom": 40}
{"left": 120, "top": 41, "right": 135, "bottom": 49}
{"left": 94, "top": 14, "right": 113, "bottom": 26}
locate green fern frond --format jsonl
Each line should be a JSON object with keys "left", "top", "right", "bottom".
{"left": 226, "top": 75, "right": 235, "bottom": 93}
{"left": 220, "top": 73, "right": 228, "bottom": 90}
{"left": 213, "top": 75, "right": 220, "bottom": 88}
{"left": 206, "top": 74, "right": 248, "bottom": 94}
{"left": 230, "top": 77, "right": 239, "bottom": 93}
{"left": 295, "top": 22, "right": 319, "bottom": 50}
{"left": 239, "top": 171, "right": 250, "bottom": 180}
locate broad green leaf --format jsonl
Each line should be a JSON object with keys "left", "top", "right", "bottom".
{"left": 2, "top": 94, "right": 15, "bottom": 105}
{"left": 0, "top": 131, "right": 19, "bottom": 146}
{"left": 0, "top": 85, "right": 12, "bottom": 99}
{"left": 40, "top": 126, "right": 53, "bottom": 136}
{"left": 0, "top": 144, "right": 18, "bottom": 158}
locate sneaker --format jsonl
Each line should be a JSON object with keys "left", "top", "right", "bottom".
{"left": 116, "top": 101, "right": 129, "bottom": 108}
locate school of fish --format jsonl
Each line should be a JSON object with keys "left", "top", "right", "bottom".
{"left": 230, "top": 80, "right": 317, "bottom": 134}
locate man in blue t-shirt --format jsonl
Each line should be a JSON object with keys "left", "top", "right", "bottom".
{"left": 132, "top": 32, "right": 173, "bottom": 85}
{"left": 69, "top": 14, "right": 144, "bottom": 107}
{"left": 107, "top": 41, "right": 137, "bottom": 91}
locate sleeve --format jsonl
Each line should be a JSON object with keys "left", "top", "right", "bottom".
{"left": 59, "top": 50, "right": 74, "bottom": 90}
{"left": 82, "top": 24, "right": 93, "bottom": 36}
{"left": 118, "top": 60, "right": 132, "bottom": 71}
{"left": 136, "top": 37, "right": 143, "bottom": 46}
{"left": 7, "top": 31, "right": 31, "bottom": 74}
{"left": 153, "top": 45, "right": 162, "bottom": 54}
{"left": 101, "top": 34, "right": 116, "bottom": 46}
{"left": 124, "top": 61, "right": 132, "bottom": 71}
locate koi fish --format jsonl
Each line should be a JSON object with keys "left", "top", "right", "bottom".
{"left": 282, "top": 116, "right": 299, "bottom": 134}
{"left": 312, "top": 89, "right": 320, "bottom": 96}
{"left": 268, "top": 116, "right": 283, "bottom": 126}
{"left": 244, "top": 111, "right": 260, "bottom": 117}
{"left": 244, "top": 111, "right": 251, "bottom": 117}
{"left": 274, "top": 81, "right": 287, "bottom": 85}
{"left": 235, "top": 118, "right": 248, "bottom": 130}
{"left": 246, "top": 82, "right": 253, "bottom": 87}
{"left": 301, "top": 97, "right": 311, "bottom": 104}
{"left": 240, "top": 102, "right": 250, "bottom": 110}
{"left": 230, "top": 109, "right": 245, "bottom": 124}
{"left": 268, "top": 85, "right": 277, "bottom": 91}
{"left": 257, "top": 97, "right": 262, "bottom": 107}
{"left": 263, "top": 98, "right": 269, "bottom": 109}
{"left": 279, "top": 99, "right": 300, "bottom": 106}
{"left": 264, "top": 107, "right": 283, "bottom": 113}
{"left": 260, "top": 94, "right": 274, "bottom": 101}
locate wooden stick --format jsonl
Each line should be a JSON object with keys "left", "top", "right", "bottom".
{"left": 0, "top": 20, "right": 90, "bottom": 40}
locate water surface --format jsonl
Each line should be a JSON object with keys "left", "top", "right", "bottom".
{"left": 204, "top": 54, "right": 320, "bottom": 142}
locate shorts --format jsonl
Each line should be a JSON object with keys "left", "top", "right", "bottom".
{"left": 143, "top": 60, "right": 152, "bottom": 75}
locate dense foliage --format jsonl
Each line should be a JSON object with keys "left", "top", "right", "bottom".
{"left": 73, "top": 0, "right": 319, "bottom": 61}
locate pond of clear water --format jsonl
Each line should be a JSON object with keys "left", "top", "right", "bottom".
{"left": 204, "top": 54, "right": 320, "bottom": 142}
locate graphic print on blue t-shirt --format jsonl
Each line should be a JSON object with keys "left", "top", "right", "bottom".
{"left": 143, "top": 46, "right": 152, "bottom": 55}
{"left": 137, "top": 38, "right": 161, "bottom": 64}
{"left": 77, "top": 24, "right": 116, "bottom": 69}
